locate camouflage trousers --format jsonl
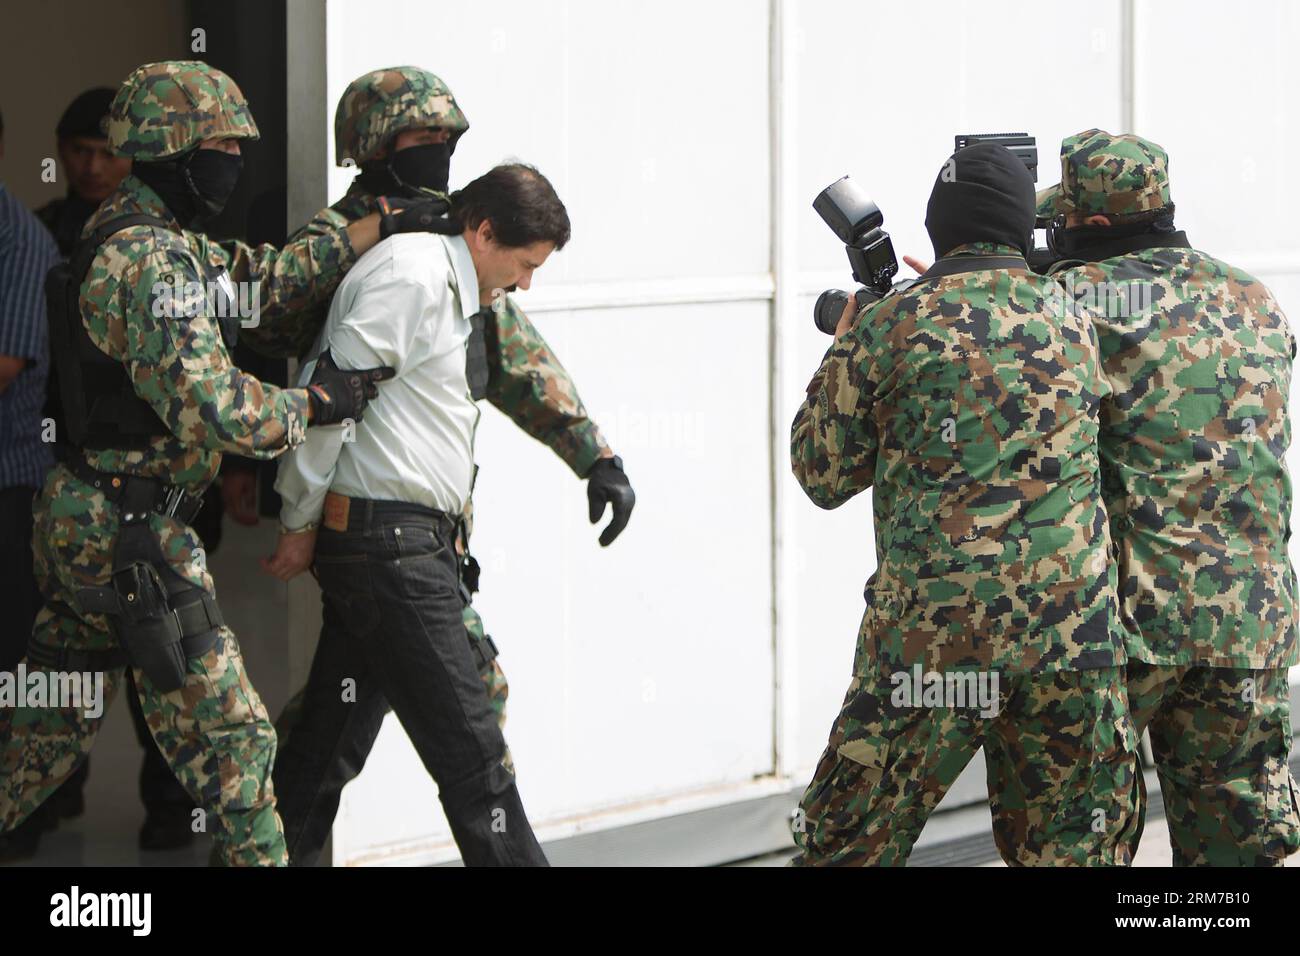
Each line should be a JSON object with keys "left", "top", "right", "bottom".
{"left": 0, "top": 465, "right": 286, "bottom": 866}
{"left": 1126, "top": 661, "right": 1300, "bottom": 866}
{"left": 793, "top": 665, "right": 1140, "bottom": 866}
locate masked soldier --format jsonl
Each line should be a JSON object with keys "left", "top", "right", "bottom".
{"left": 790, "top": 143, "right": 1140, "bottom": 866}
{"left": 1042, "top": 129, "right": 1300, "bottom": 866}
{"left": 259, "top": 67, "right": 634, "bottom": 763}
{"left": 0, "top": 60, "right": 443, "bottom": 865}
{"left": 26, "top": 84, "right": 207, "bottom": 855}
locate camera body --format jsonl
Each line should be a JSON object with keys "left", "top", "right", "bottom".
{"left": 811, "top": 134, "right": 1055, "bottom": 334}
{"left": 811, "top": 176, "right": 908, "bottom": 335}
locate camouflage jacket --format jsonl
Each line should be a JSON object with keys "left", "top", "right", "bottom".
{"left": 792, "top": 242, "right": 1125, "bottom": 675}
{"left": 241, "top": 182, "right": 611, "bottom": 477}
{"left": 1060, "top": 246, "right": 1298, "bottom": 668}
{"left": 75, "top": 174, "right": 357, "bottom": 492}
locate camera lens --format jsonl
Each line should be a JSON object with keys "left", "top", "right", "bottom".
{"left": 814, "top": 289, "right": 849, "bottom": 335}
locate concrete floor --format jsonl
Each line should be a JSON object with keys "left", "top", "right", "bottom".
{"left": 736, "top": 785, "right": 1300, "bottom": 867}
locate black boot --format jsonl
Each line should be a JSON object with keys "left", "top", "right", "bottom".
{"left": 139, "top": 805, "right": 196, "bottom": 851}
{"left": 128, "top": 670, "right": 197, "bottom": 851}
{"left": 46, "top": 757, "right": 89, "bottom": 820}
{"left": 0, "top": 804, "right": 56, "bottom": 863}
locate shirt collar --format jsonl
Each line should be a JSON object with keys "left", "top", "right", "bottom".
{"left": 443, "top": 232, "right": 480, "bottom": 322}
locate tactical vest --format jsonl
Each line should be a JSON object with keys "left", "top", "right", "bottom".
{"left": 44, "top": 214, "right": 240, "bottom": 450}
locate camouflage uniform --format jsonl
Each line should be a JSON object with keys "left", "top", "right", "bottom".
{"left": 791, "top": 241, "right": 1139, "bottom": 866}
{"left": 260, "top": 69, "right": 613, "bottom": 745}
{"left": 0, "top": 62, "right": 361, "bottom": 866}
{"left": 1044, "top": 129, "right": 1300, "bottom": 866}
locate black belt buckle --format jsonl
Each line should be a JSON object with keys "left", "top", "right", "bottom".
{"left": 158, "top": 484, "right": 202, "bottom": 525}
{"left": 160, "top": 485, "right": 186, "bottom": 517}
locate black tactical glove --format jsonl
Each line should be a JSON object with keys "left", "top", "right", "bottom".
{"left": 306, "top": 349, "right": 395, "bottom": 426}
{"left": 377, "top": 195, "right": 461, "bottom": 239}
{"left": 586, "top": 455, "right": 635, "bottom": 547}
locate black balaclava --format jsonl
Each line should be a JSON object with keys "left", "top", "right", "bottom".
{"left": 1056, "top": 209, "right": 1181, "bottom": 260}
{"left": 924, "top": 142, "right": 1036, "bottom": 260}
{"left": 357, "top": 141, "right": 452, "bottom": 198}
{"left": 133, "top": 148, "right": 243, "bottom": 228}
{"left": 391, "top": 142, "right": 451, "bottom": 193}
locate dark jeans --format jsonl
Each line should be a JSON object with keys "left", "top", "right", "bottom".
{"left": 273, "top": 497, "right": 548, "bottom": 867}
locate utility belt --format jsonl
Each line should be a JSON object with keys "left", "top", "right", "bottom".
{"left": 68, "top": 457, "right": 206, "bottom": 525}
{"left": 38, "top": 458, "right": 225, "bottom": 691}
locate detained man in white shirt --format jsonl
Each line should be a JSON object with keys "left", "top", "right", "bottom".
{"left": 264, "top": 165, "right": 569, "bottom": 866}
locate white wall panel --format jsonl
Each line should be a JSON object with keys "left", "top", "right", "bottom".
{"left": 327, "top": 0, "right": 772, "bottom": 283}
{"left": 791, "top": 0, "right": 1125, "bottom": 277}
{"left": 1134, "top": 0, "right": 1300, "bottom": 269}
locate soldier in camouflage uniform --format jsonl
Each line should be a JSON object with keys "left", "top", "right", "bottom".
{"left": 791, "top": 143, "right": 1140, "bottom": 866}
{"left": 262, "top": 68, "right": 634, "bottom": 754}
{"left": 1042, "top": 129, "right": 1300, "bottom": 866}
{"left": 0, "top": 61, "right": 440, "bottom": 865}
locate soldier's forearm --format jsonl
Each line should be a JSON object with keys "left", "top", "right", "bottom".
{"left": 175, "top": 377, "right": 311, "bottom": 459}
{"left": 790, "top": 402, "right": 841, "bottom": 510}
{"left": 790, "top": 349, "right": 876, "bottom": 509}
{"left": 486, "top": 388, "right": 611, "bottom": 477}
{"left": 344, "top": 213, "right": 383, "bottom": 259}
{"left": 485, "top": 297, "right": 613, "bottom": 474}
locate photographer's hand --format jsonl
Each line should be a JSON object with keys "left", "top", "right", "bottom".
{"left": 903, "top": 255, "right": 931, "bottom": 275}
{"left": 834, "top": 296, "right": 857, "bottom": 338}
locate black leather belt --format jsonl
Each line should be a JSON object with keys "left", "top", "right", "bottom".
{"left": 69, "top": 457, "right": 205, "bottom": 525}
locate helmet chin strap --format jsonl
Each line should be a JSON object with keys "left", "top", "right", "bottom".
{"left": 180, "top": 153, "right": 218, "bottom": 226}
{"left": 357, "top": 159, "right": 450, "bottom": 203}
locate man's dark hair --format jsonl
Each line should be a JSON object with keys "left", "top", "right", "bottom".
{"left": 451, "top": 163, "right": 570, "bottom": 250}
{"left": 56, "top": 87, "right": 115, "bottom": 141}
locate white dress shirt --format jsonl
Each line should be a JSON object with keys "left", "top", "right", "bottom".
{"left": 275, "top": 232, "right": 482, "bottom": 529}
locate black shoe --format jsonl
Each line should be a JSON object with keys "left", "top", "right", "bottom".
{"left": 0, "top": 815, "right": 45, "bottom": 863}
{"left": 139, "top": 807, "right": 196, "bottom": 852}
{"left": 47, "top": 785, "right": 85, "bottom": 821}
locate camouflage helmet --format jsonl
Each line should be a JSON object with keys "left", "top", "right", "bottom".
{"left": 107, "top": 60, "right": 259, "bottom": 161}
{"left": 334, "top": 66, "right": 469, "bottom": 167}
{"left": 1035, "top": 128, "right": 1172, "bottom": 222}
